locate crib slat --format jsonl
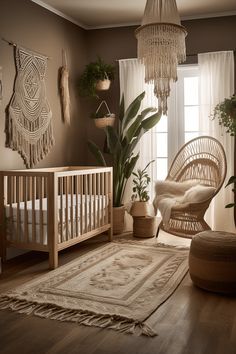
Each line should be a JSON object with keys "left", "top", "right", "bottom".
{"left": 23, "top": 176, "right": 28, "bottom": 243}
{"left": 8, "top": 176, "right": 14, "bottom": 240}
{"left": 32, "top": 176, "right": 36, "bottom": 243}
{"left": 65, "top": 176, "right": 69, "bottom": 240}
{"left": 39, "top": 177, "right": 44, "bottom": 245}
{"left": 89, "top": 174, "right": 92, "bottom": 231}
{"left": 80, "top": 175, "right": 83, "bottom": 235}
{"left": 75, "top": 175, "right": 79, "bottom": 236}
{"left": 16, "top": 176, "right": 21, "bottom": 241}
{"left": 59, "top": 177, "right": 63, "bottom": 243}
{"left": 93, "top": 174, "right": 96, "bottom": 229}
{"left": 84, "top": 175, "right": 88, "bottom": 233}
{"left": 97, "top": 173, "right": 101, "bottom": 228}
{"left": 101, "top": 172, "right": 104, "bottom": 226}
{"left": 105, "top": 172, "right": 108, "bottom": 224}
{"left": 70, "top": 176, "right": 74, "bottom": 239}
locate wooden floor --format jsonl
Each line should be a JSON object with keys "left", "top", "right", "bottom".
{"left": 0, "top": 233, "right": 236, "bottom": 354}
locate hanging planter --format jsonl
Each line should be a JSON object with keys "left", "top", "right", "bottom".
{"left": 78, "top": 57, "right": 115, "bottom": 98}
{"left": 92, "top": 100, "right": 115, "bottom": 129}
{"left": 95, "top": 73, "right": 111, "bottom": 91}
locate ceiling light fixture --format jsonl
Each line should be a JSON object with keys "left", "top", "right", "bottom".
{"left": 135, "top": 0, "right": 187, "bottom": 114}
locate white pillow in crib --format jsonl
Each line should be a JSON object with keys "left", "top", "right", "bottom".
{"left": 181, "top": 185, "right": 216, "bottom": 203}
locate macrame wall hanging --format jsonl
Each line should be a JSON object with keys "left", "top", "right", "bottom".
{"left": 6, "top": 45, "right": 54, "bottom": 168}
{"left": 59, "top": 49, "right": 71, "bottom": 125}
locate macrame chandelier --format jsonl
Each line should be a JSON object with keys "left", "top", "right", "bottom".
{"left": 135, "top": 0, "right": 187, "bottom": 114}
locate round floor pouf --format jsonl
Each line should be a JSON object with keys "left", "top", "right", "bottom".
{"left": 189, "top": 231, "right": 236, "bottom": 294}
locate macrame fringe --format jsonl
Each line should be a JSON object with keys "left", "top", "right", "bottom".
{"left": 0, "top": 296, "right": 157, "bottom": 337}
{"left": 7, "top": 116, "right": 54, "bottom": 168}
{"left": 136, "top": 23, "right": 186, "bottom": 115}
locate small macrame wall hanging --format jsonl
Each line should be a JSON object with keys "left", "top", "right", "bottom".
{"left": 6, "top": 46, "right": 54, "bottom": 168}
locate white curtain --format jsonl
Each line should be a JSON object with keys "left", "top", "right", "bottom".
{"left": 119, "top": 59, "right": 158, "bottom": 202}
{"left": 119, "top": 59, "right": 158, "bottom": 229}
{"left": 198, "top": 51, "right": 235, "bottom": 232}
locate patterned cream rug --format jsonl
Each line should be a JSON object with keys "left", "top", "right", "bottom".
{"left": 0, "top": 240, "right": 189, "bottom": 336}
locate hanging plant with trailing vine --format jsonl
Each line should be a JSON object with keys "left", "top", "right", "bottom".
{"left": 212, "top": 94, "right": 236, "bottom": 136}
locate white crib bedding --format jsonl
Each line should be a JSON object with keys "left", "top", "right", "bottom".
{"left": 5, "top": 194, "right": 107, "bottom": 245}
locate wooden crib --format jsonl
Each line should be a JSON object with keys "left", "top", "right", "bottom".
{"left": 0, "top": 166, "right": 113, "bottom": 269}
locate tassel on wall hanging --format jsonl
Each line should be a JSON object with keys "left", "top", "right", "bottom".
{"left": 59, "top": 49, "right": 71, "bottom": 125}
{"left": 6, "top": 45, "right": 54, "bottom": 168}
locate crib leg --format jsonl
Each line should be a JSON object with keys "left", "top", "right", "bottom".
{"left": 108, "top": 227, "right": 113, "bottom": 241}
{"left": 49, "top": 250, "right": 58, "bottom": 270}
{"left": 0, "top": 238, "right": 7, "bottom": 263}
{"left": 156, "top": 226, "right": 160, "bottom": 238}
{"left": 0, "top": 175, "right": 6, "bottom": 263}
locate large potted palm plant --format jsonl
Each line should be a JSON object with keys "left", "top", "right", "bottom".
{"left": 88, "top": 91, "right": 161, "bottom": 234}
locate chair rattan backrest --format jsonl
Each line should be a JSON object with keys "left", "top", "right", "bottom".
{"left": 167, "top": 136, "right": 227, "bottom": 192}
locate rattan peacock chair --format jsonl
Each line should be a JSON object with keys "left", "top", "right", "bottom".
{"left": 157, "top": 136, "right": 227, "bottom": 238}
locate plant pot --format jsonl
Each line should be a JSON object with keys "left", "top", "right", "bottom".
{"left": 113, "top": 206, "right": 125, "bottom": 235}
{"left": 94, "top": 115, "right": 115, "bottom": 129}
{"left": 95, "top": 79, "right": 111, "bottom": 91}
{"left": 133, "top": 216, "right": 157, "bottom": 238}
{"left": 130, "top": 201, "right": 150, "bottom": 217}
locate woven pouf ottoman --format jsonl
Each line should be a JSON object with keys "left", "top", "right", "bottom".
{"left": 189, "top": 231, "right": 236, "bottom": 294}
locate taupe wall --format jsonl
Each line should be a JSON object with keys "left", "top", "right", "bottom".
{"left": 0, "top": 0, "right": 88, "bottom": 170}
{"left": 1, "top": 2, "right": 235, "bottom": 168}
{"left": 85, "top": 16, "right": 236, "bottom": 163}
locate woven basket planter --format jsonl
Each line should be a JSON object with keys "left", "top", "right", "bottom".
{"left": 113, "top": 206, "right": 125, "bottom": 235}
{"left": 133, "top": 216, "right": 157, "bottom": 238}
{"left": 93, "top": 100, "right": 115, "bottom": 129}
{"left": 130, "top": 201, "right": 150, "bottom": 217}
{"left": 95, "top": 79, "right": 111, "bottom": 91}
{"left": 94, "top": 116, "right": 115, "bottom": 129}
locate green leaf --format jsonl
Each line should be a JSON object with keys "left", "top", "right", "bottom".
{"left": 225, "top": 203, "right": 235, "bottom": 208}
{"left": 88, "top": 140, "right": 107, "bottom": 166}
{"left": 225, "top": 176, "right": 236, "bottom": 187}
{"left": 124, "top": 154, "right": 140, "bottom": 179}
{"left": 124, "top": 107, "right": 156, "bottom": 142}
{"left": 141, "top": 110, "right": 162, "bottom": 131}
{"left": 124, "top": 114, "right": 144, "bottom": 142}
{"left": 119, "top": 94, "right": 125, "bottom": 121}
{"left": 105, "top": 126, "right": 120, "bottom": 154}
{"left": 122, "top": 91, "right": 145, "bottom": 130}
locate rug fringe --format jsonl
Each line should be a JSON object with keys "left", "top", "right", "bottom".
{"left": 0, "top": 296, "right": 157, "bottom": 337}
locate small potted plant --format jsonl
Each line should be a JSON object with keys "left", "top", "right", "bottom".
{"left": 79, "top": 57, "right": 115, "bottom": 98}
{"left": 130, "top": 160, "right": 154, "bottom": 217}
{"left": 91, "top": 100, "right": 115, "bottom": 129}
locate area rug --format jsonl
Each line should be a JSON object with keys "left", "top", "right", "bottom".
{"left": 0, "top": 241, "right": 189, "bottom": 336}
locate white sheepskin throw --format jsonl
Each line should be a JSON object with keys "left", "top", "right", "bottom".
{"left": 153, "top": 180, "right": 216, "bottom": 227}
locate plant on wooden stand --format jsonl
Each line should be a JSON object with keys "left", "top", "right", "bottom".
{"left": 130, "top": 160, "right": 157, "bottom": 238}
{"left": 88, "top": 91, "right": 161, "bottom": 234}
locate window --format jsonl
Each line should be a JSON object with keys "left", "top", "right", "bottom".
{"left": 155, "top": 65, "right": 199, "bottom": 181}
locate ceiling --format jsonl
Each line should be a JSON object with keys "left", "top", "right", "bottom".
{"left": 31, "top": 0, "right": 236, "bottom": 29}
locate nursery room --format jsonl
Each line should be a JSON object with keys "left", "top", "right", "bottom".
{"left": 0, "top": 0, "right": 236, "bottom": 353}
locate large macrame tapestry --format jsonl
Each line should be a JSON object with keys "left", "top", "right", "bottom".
{"left": 6, "top": 46, "right": 54, "bottom": 168}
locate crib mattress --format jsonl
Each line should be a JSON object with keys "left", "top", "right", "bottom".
{"left": 5, "top": 194, "right": 108, "bottom": 245}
